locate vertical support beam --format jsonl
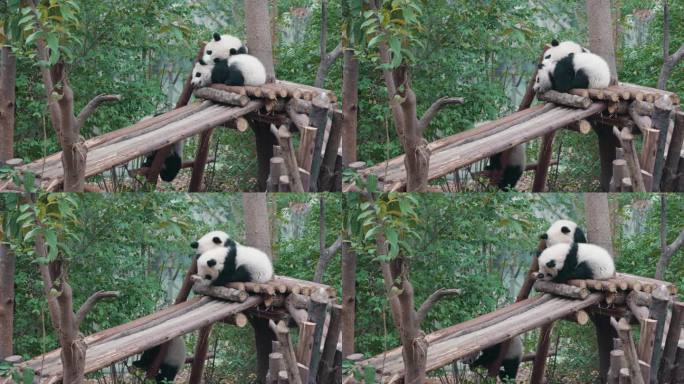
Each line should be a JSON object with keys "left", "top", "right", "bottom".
{"left": 306, "top": 292, "right": 328, "bottom": 384}
{"left": 0, "top": 47, "right": 16, "bottom": 162}
{"left": 595, "top": 125, "right": 620, "bottom": 192}
{"left": 317, "top": 304, "right": 342, "bottom": 383}
{"left": 251, "top": 315, "right": 277, "bottom": 384}
{"left": 532, "top": 131, "right": 557, "bottom": 192}
{"left": 189, "top": 325, "right": 212, "bottom": 384}
{"left": 341, "top": 48, "right": 359, "bottom": 164}
{"left": 308, "top": 95, "right": 331, "bottom": 192}
{"left": 341, "top": 238, "right": 356, "bottom": 357}
{"left": 662, "top": 112, "right": 684, "bottom": 191}
{"left": 530, "top": 322, "right": 555, "bottom": 384}
{"left": 254, "top": 121, "right": 279, "bottom": 191}
{"left": 188, "top": 128, "right": 215, "bottom": 192}
{"left": 319, "top": 111, "right": 344, "bottom": 191}
{"left": 659, "top": 302, "right": 684, "bottom": 383}
{"left": 593, "top": 313, "right": 620, "bottom": 383}
{"left": 651, "top": 98, "right": 674, "bottom": 191}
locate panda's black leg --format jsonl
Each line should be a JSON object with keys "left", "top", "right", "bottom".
{"left": 500, "top": 358, "right": 520, "bottom": 382}
{"left": 498, "top": 165, "right": 524, "bottom": 190}
{"left": 157, "top": 363, "right": 179, "bottom": 383}
{"left": 573, "top": 69, "right": 590, "bottom": 89}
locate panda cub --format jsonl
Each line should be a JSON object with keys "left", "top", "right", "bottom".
{"left": 192, "top": 231, "right": 273, "bottom": 285}
{"left": 132, "top": 337, "right": 186, "bottom": 383}
{"left": 487, "top": 144, "right": 526, "bottom": 190}
{"left": 143, "top": 141, "right": 184, "bottom": 182}
{"left": 534, "top": 52, "right": 611, "bottom": 93}
{"left": 540, "top": 219, "right": 587, "bottom": 247}
{"left": 543, "top": 39, "right": 589, "bottom": 63}
{"left": 202, "top": 32, "right": 247, "bottom": 64}
{"left": 190, "top": 55, "right": 267, "bottom": 88}
{"left": 468, "top": 335, "right": 523, "bottom": 382}
{"left": 537, "top": 242, "right": 615, "bottom": 283}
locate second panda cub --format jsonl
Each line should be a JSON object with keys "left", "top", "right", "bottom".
{"left": 537, "top": 242, "right": 615, "bottom": 283}
{"left": 191, "top": 54, "right": 267, "bottom": 88}
{"left": 197, "top": 238, "right": 273, "bottom": 285}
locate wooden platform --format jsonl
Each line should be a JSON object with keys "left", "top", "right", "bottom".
{"left": 19, "top": 296, "right": 262, "bottom": 383}
{"left": 18, "top": 100, "right": 263, "bottom": 190}
{"left": 350, "top": 293, "right": 603, "bottom": 383}
{"left": 349, "top": 102, "right": 607, "bottom": 191}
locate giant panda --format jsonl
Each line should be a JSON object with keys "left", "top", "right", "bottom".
{"left": 468, "top": 335, "right": 523, "bottom": 382}
{"left": 202, "top": 32, "right": 247, "bottom": 64}
{"left": 537, "top": 242, "right": 615, "bottom": 283}
{"left": 190, "top": 55, "right": 267, "bottom": 88}
{"left": 143, "top": 141, "right": 184, "bottom": 182}
{"left": 487, "top": 143, "right": 526, "bottom": 190}
{"left": 190, "top": 230, "right": 230, "bottom": 255}
{"left": 132, "top": 336, "right": 186, "bottom": 383}
{"left": 533, "top": 52, "right": 611, "bottom": 93}
{"left": 543, "top": 39, "right": 588, "bottom": 63}
{"left": 540, "top": 219, "right": 587, "bottom": 247}
{"left": 196, "top": 238, "right": 273, "bottom": 285}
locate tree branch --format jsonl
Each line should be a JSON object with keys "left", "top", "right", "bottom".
{"left": 313, "top": 236, "right": 343, "bottom": 283}
{"left": 418, "top": 96, "right": 465, "bottom": 134}
{"left": 416, "top": 288, "right": 462, "bottom": 324}
{"left": 75, "top": 290, "right": 119, "bottom": 326}
{"left": 75, "top": 94, "right": 121, "bottom": 131}
{"left": 314, "top": 43, "right": 343, "bottom": 88}
{"left": 665, "top": 230, "right": 684, "bottom": 259}
{"left": 663, "top": 0, "right": 670, "bottom": 62}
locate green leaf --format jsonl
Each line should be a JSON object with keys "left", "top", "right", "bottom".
{"left": 22, "top": 368, "right": 34, "bottom": 384}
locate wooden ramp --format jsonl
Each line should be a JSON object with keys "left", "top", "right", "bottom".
{"left": 18, "top": 100, "right": 263, "bottom": 190}
{"left": 20, "top": 296, "right": 263, "bottom": 383}
{"left": 353, "top": 102, "right": 607, "bottom": 191}
{"left": 352, "top": 293, "right": 603, "bottom": 383}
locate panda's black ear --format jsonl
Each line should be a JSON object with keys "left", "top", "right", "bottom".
{"left": 191, "top": 241, "right": 198, "bottom": 249}
{"left": 213, "top": 236, "right": 222, "bottom": 244}
{"left": 238, "top": 46, "right": 248, "bottom": 54}
{"left": 561, "top": 226, "right": 571, "bottom": 234}
{"left": 538, "top": 63, "right": 544, "bottom": 69}
{"left": 229, "top": 48, "right": 237, "bottom": 55}
{"left": 551, "top": 39, "right": 559, "bottom": 46}
{"left": 574, "top": 228, "right": 587, "bottom": 243}
{"left": 199, "top": 59, "right": 206, "bottom": 66}
{"left": 546, "top": 260, "right": 556, "bottom": 268}
{"left": 224, "top": 238, "right": 236, "bottom": 248}
{"left": 213, "top": 32, "right": 221, "bottom": 41}
{"left": 540, "top": 233, "right": 548, "bottom": 240}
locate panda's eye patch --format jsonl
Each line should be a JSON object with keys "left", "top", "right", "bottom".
{"left": 205, "top": 275, "right": 212, "bottom": 280}
{"left": 540, "top": 233, "right": 548, "bottom": 239}
{"left": 207, "top": 50, "right": 212, "bottom": 55}
{"left": 207, "top": 259, "right": 217, "bottom": 267}
{"left": 546, "top": 260, "right": 556, "bottom": 268}
{"left": 561, "top": 226, "right": 571, "bottom": 234}
{"left": 213, "top": 236, "right": 222, "bottom": 244}
{"left": 546, "top": 273, "right": 552, "bottom": 277}
{"left": 195, "top": 72, "right": 201, "bottom": 78}
{"left": 545, "top": 54, "right": 551, "bottom": 59}
{"left": 190, "top": 241, "right": 198, "bottom": 249}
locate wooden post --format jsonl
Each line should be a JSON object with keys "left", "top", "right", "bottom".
{"left": 188, "top": 128, "right": 215, "bottom": 192}
{"left": 268, "top": 157, "right": 285, "bottom": 192}
{"left": 662, "top": 111, "right": 684, "bottom": 191}
{"left": 611, "top": 159, "right": 628, "bottom": 192}
{"left": 295, "top": 322, "right": 316, "bottom": 366}
{"left": 530, "top": 322, "right": 554, "bottom": 384}
{"left": 637, "top": 319, "right": 657, "bottom": 364}
{"left": 271, "top": 320, "right": 303, "bottom": 384}
{"left": 319, "top": 111, "right": 344, "bottom": 191}
{"left": 254, "top": 121, "right": 279, "bottom": 191}
{"left": 616, "top": 318, "right": 645, "bottom": 384}
{"left": 298, "top": 126, "right": 318, "bottom": 176}
{"left": 594, "top": 313, "right": 620, "bottom": 384}
{"left": 595, "top": 124, "right": 621, "bottom": 191}
{"left": 658, "top": 302, "right": 684, "bottom": 383}
{"left": 317, "top": 304, "right": 342, "bottom": 383}
{"left": 616, "top": 128, "right": 647, "bottom": 192}
{"left": 532, "top": 131, "right": 557, "bottom": 192}
{"left": 251, "top": 315, "right": 277, "bottom": 384}
{"left": 306, "top": 291, "right": 329, "bottom": 384}
{"left": 641, "top": 128, "right": 659, "bottom": 173}
{"left": 674, "top": 345, "right": 684, "bottom": 384}
{"left": 651, "top": 97, "right": 674, "bottom": 191}
{"left": 188, "top": 325, "right": 212, "bottom": 384}
{"left": 271, "top": 124, "right": 305, "bottom": 192}
{"left": 609, "top": 349, "right": 626, "bottom": 384}
{"left": 308, "top": 94, "right": 331, "bottom": 192}
{"left": 268, "top": 352, "right": 284, "bottom": 384}
{"left": 648, "top": 286, "right": 670, "bottom": 383}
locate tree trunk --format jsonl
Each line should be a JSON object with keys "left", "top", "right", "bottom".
{"left": 242, "top": 194, "right": 272, "bottom": 256}
{"left": 0, "top": 47, "right": 16, "bottom": 162}
{"left": 245, "top": 0, "right": 276, "bottom": 82}
{"left": 341, "top": 48, "right": 359, "bottom": 163}
{"left": 340, "top": 238, "right": 356, "bottom": 357}
{"left": 584, "top": 193, "right": 615, "bottom": 255}
{"left": 0, "top": 243, "right": 15, "bottom": 359}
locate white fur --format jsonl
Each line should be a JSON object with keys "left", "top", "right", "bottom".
{"left": 193, "top": 230, "right": 229, "bottom": 255}
{"left": 543, "top": 40, "right": 587, "bottom": 63}
{"left": 191, "top": 61, "right": 213, "bottom": 88}
{"left": 228, "top": 54, "right": 267, "bottom": 86}
{"left": 197, "top": 241, "right": 273, "bottom": 284}
{"left": 506, "top": 335, "right": 523, "bottom": 360}
{"left": 202, "top": 34, "right": 244, "bottom": 64}
{"left": 164, "top": 337, "right": 186, "bottom": 368}
{"left": 544, "top": 219, "right": 580, "bottom": 247}
{"left": 538, "top": 243, "right": 615, "bottom": 281}
{"left": 508, "top": 143, "right": 526, "bottom": 169}
{"left": 571, "top": 52, "right": 611, "bottom": 88}
{"left": 533, "top": 59, "right": 556, "bottom": 93}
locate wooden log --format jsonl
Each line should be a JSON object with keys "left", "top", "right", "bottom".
{"left": 610, "top": 159, "right": 627, "bottom": 192}
{"left": 619, "top": 367, "right": 632, "bottom": 384}
{"left": 538, "top": 90, "right": 592, "bottom": 109}
{"left": 566, "top": 279, "right": 588, "bottom": 289}
{"left": 637, "top": 319, "right": 657, "bottom": 363}
{"left": 268, "top": 352, "right": 284, "bottom": 384}
{"left": 662, "top": 111, "right": 684, "bottom": 191}
{"left": 674, "top": 345, "right": 684, "bottom": 384}
{"left": 194, "top": 87, "right": 250, "bottom": 107}
{"left": 651, "top": 97, "right": 674, "bottom": 191}
{"left": 268, "top": 157, "right": 285, "bottom": 192}
{"left": 271, "top": 320, "right": 303, "bottom": 384}
{"left": 192, "top": 282, "right": 249, "bottom": 302}
{"left": 188, "top": 325, "right": 212, "bottom": 383}
{"left": 278, "top": 175, "right": 291, "bottom": 192}
{"left": 615, "top": 128, "right": 647, "bottom": 192}
{"left": 224, "top": 313, "right": 249, "bottom": 328}
{"left": 616, "top": 318, "right": 645, "bottom": 384}
{"left": 307, "top": 94, "right": 331, "bottom": 192}
{"left": 627, "top": 291, "right": 650, "bottom": 323}
{"left": 641, "top": 128, "right": 659, "bottom": 173}
{"left": 278, "top": 370, "right": 289, "bottom": 384}
{"left": 568, "top": 119, "right": 593, "bottom": 134}
{"left": 609, "top": 349, "right": 626, "bottom": 384}
{"left": 317, "top": 304, "right": 342, "bottom": 383}
{"left": 305, "top": 290, "right": 329, "bottom": 383}
{"left": 534, "top": 280, "right": 589, "bottom": 299}
{"left": 295, "top": 322, "right": 316, "bottom": 366}
{"left": 530, "top": 322, "right": 554, "bottom": 384}
{"left": 298, "top": 126, "right": 317, "bottom": 174}
{"left": 532, "top": 131, "right": 557, "bottom": 192}
{"left": 658, "top": 302, "right": 684, "bottom": 383}
{"left": 640, "top": 361, "right": 651, "bottom": 384}
{"left": 271, "top": 124, "right": 305, "bottom": 192}
{"left": 648, "top": 286, "right": 670, "bottom": 383}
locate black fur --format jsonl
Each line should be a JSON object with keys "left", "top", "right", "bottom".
{"left": 470, "top": 343, "right": 520, "bottom": 381}
{"left": 210, "top": 59, "right": 246, "bottom": 86}
{"left": 210, "top": 239, "right": 253, "bottom": 286}
{"left": 143, "top": 150, "right": 182, "bottom": 182}
{"left": 573, "top": 227, "right": 587, "bottom": 243}
{"left": 550, "top": 53, "right": 590, "bottom": 92}
{"left": 132, "top": 346, "right": 179, "bottom": 383}
{"left": 486, "top": 153, "right": 523, "bottom": 190}
{"left": 550, "top": 242, "right": 595, "bottom": 283}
